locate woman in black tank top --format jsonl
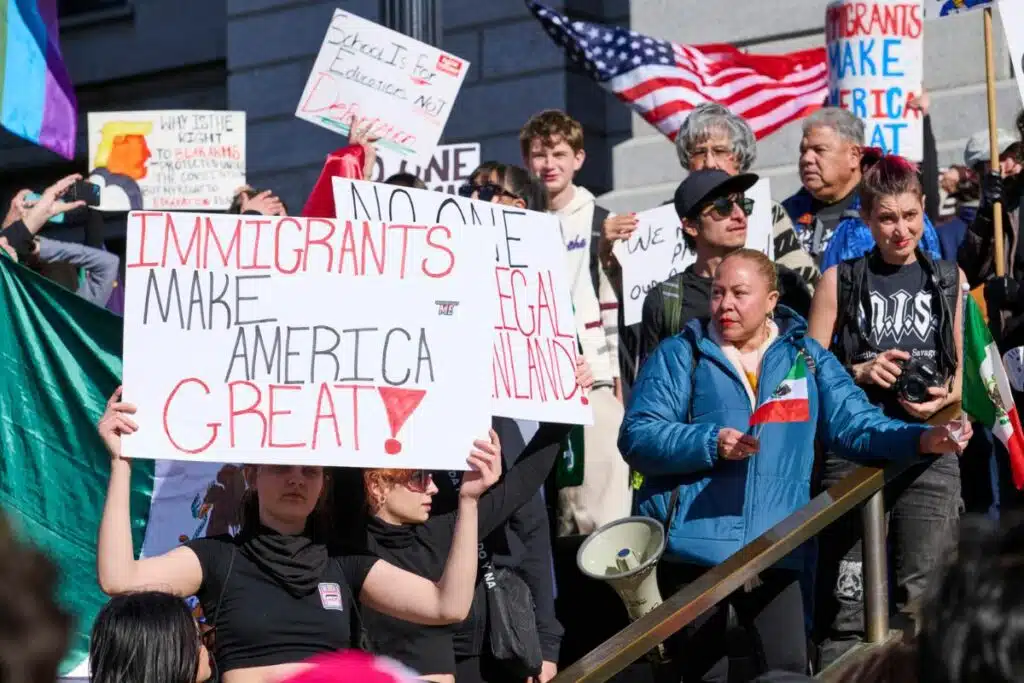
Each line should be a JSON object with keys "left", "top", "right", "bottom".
{"left": 95, "top": 387, "right": 503, "bottom": 683}
{"left": 807, "top": 154, "right": 967, "bottom": 665}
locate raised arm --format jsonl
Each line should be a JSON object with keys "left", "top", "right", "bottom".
{"left": 358, "top": 435, "right": 501, "bottom": 625}
{"left": 619, "top": 337, "right": 720, "bottom": 476}
{"left": 807, "top": 265, "right": 839, "bottom": 347}
{"left": 96, "top": 389, "right": 202, "bottom": 597}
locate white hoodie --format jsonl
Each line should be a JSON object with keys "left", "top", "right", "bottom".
{"left": 554, "top": 184, "right": 616, "bottom": 384}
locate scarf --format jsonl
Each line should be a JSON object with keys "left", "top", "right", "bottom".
{"left": 240, "top": 525, "right": 329, "bottom": 598}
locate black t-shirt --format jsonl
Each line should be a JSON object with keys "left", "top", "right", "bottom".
{"left": 851, "top": 258, "right": 939, "bottom": 421}
{"left": 799, "top": 190, "right": 858, "bottom": 259}
{"left": 187, "top": 535, "right": 378, "bottom": 673}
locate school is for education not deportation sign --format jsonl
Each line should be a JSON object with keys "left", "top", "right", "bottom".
{"left": 826, "top": 0, "right": 924, "bottom": 160}
{"left": 332, "top": 178, "right": 594, "bottom": 427}
{"left": 296, "top": 9, "right": 469, "bottom": 164}
{"left": 120, "top": 211, "right": 496, "bottom": 470}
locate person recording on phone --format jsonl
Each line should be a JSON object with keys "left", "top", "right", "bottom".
{"left": 2, "top": 178, "right": 119, "bottom": 307}
{"left": 807, "top": 153, "right": 967, "bottom": 667}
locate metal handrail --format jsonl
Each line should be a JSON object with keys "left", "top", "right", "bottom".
{"left": 551, "top": 461, "right": 907, "bottom": 683}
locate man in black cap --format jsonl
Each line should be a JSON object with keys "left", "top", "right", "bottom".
{"left": 638, "top": 168, "right": 812, "bottom": 365}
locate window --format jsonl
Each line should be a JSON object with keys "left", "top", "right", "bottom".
{"left": 57, "top": 0, "right": 129, "bottom": 18}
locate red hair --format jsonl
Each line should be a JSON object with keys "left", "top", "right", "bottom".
{"left": 859, "top": 149, "right": 922, "bottom": 215}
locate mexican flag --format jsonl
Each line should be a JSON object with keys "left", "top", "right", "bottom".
{"left": 0, "top": 256, "right": 153, "bottom": 676}
{"left": 750, "top": 354, "right": 811, "bottom": 425}
{"left": 962, "top": 296, "right": 1024, "bottom": 489}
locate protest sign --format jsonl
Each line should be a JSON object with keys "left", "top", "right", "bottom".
{"left": 826, "top": 0, "right": 925, "bottom": 160}
{"left": 923, "top": 0, "right": 991, "bottom": 18}
{"left": 371, "top": 142, "right": 481, "bottom": 194}
{"left": 998, "top": 0, "right": 1024, "bottom": 106}
{"left": 613, "top": 178, "right": 774, "bottom": 327}
{"left": 121, "top": 211, "right": 495, "bottom": 470}
{"left": 296, "top": 9, "right": 469, "bottom": 164}
{"left": 332, "top": 178, "right": 593, "bottom": 426}
{"left": 88, "top": 111, "right": 246, "bottom": 211}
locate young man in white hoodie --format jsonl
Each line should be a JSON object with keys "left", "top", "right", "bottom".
{"left": 520, "top": 109, "right": 631, "bottom": 536}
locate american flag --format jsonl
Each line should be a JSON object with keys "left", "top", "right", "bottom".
{"left": 527, "top": 1, "right": 829, "bottom": 141}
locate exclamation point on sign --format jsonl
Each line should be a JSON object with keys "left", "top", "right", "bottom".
{"left": 377, "top": 387, "right": 427, "bottom": 455}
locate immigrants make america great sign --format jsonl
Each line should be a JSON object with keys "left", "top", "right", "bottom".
{"left": 120, "top": 211, "right": 496, "bottom": 470}
{"left": 296, "top": 9, "right": 469, "bottom": 164}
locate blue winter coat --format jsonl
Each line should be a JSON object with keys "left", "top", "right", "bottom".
{"left": 618, "top": 307, "right": 928, "bottom": 569}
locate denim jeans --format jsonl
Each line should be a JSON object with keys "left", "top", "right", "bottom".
{"left": 814, "top": 452, "right": 960, "bottom": 653}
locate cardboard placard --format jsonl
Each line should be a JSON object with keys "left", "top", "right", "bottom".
{"left": 332, "top": 178, "right": 594, "bottom": 426}
{"left": 121, "top": 211, "right": 495, "bottom": 470}
{"left": 826, "top": 0, "right": 925, "bottom": 160}
{"left": 296, "top": 9, "right": 469, "bottom": 164}
{"left": 88, "top": 110, "right": 246, "bottom": 211}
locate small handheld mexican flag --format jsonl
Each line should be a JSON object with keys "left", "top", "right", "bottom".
{"left": 962, "top": 296, "right": 1024, "bottom": 489}
{"left": 750, "top": 353, "right": 811, "bottom": 425}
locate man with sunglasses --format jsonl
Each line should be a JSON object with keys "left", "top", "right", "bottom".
{"left": 638, "top": 169, "right": 812, "bottom": 366}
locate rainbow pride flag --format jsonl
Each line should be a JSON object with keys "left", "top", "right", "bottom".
{"left": 1, "top": 0, "right": 77, "bottom": 158}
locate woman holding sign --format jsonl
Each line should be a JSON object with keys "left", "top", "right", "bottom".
{"left": 621, "top": 249, "right": 969, "bottom": 681}
{"left": 341, "top": 356, "right": 593, "bottom": 683}
{"left": 95, "top": 387, "right": 502, "bottom": 683}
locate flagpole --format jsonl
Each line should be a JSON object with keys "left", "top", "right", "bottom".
{"left": 983, "top": 6, "right": 1006, "bottom": 277}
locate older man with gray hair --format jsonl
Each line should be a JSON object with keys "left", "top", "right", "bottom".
{"left": 781, "top": 107, "right": 866, "bottom": 264}
{"left": 784, "top": 107, "right": 942, "bottom": 271}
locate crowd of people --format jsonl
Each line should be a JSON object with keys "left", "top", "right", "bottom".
{"left": 3, "top": 91, "right": 1024, "bottom": 683}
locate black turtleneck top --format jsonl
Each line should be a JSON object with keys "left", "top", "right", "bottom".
{"left": 355, "top": 421, "right": 570, "bottom": 676}
{"left": 186, "top": 532, "right": 377, "bottom": 673}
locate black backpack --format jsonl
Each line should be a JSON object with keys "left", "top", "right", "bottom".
{"left": 834, "top": 249, "right": 959, "bottom": 379}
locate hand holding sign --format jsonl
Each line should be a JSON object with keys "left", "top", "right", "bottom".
{"left": 459, "top": 429, "right": 502, "bottom": 501}
{"left": 349, "top": 119, "right": 381, "bottom": 179}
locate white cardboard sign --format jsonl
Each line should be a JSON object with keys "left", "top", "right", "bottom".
{"left": 825, "top": 0, "right": 925, "bottom": 160}
{"left": 371, "top": 142, "right": 481, "bottom": 195}
{"left": 121, "top": 211, "right": 495, "bottom": 470}
{"left": 332, "top": 178, "right": 594, "bottom": 426}
{"left": 614, "top": 178, "right": 774, "bottom": 327}
{"left": 296, "top": 9, "right": 469, "bottom": 165}
{"left": 87, "top": 110, "right": 246, "bottom": 211}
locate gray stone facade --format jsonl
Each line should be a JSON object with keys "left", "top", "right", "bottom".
{"left": 0, "top": 1, "right": 1018, "bottom": 217}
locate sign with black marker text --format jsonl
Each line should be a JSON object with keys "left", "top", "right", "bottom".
{"left": 371, "top": 143, "right": 481, "bottom": 195}
{"left": 121, "top": 211, "right": 495, "bottom": 470}
{"left": 296, "top": 9, "right": 469, "bottom": 164}
{"left": 332, "top": 178, "right": 594, "bottom": 426}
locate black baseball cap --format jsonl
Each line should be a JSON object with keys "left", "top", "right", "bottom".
{"left": 673, "top": 169, "right": 759, "bottom": 221}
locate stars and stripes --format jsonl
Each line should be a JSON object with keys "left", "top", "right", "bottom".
{"left": 526, "top": 1, "right": 829, "bottom": 141}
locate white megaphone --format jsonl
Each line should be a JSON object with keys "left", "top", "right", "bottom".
{"left": 577, "top": 516, "right": 666, "bottom": 622}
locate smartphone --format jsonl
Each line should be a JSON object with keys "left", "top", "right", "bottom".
{"left": 59, "top": 180, "right": 101, "bottom": 206}
{"left": 24, "top": 192, "right": 63, "bottom": 224}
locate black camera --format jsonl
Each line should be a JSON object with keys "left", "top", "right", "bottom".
{"left": 893, "top": 356, "right": 944, "bottom": 404}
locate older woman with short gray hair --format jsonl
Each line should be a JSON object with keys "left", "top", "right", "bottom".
{"left": 674, "top": 103, "right": 819, "bottom": 287}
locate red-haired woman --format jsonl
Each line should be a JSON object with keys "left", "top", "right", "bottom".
{"left": 808, "top": 154, "right": 967, "bottom": 665}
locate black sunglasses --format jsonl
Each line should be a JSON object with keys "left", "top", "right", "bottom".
{"left": 701, "top": 196, "right": 754, "bottom": 219}
{"left": 458, "top": 182, "right": 521, "bottom": 202}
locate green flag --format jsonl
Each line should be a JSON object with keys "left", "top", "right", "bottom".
{"left": 0, "top": 256, "right": 153, "bottom": 674}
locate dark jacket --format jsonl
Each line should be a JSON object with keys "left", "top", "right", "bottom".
{"left": 958, "top": 173, "right": 1024, "bottom": 351}
{"left": 433, "top": 417, "right": 563, "bottom": 663}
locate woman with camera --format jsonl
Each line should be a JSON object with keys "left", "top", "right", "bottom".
{"left": 807, "top": 152, "right": 966, "bottom": 666}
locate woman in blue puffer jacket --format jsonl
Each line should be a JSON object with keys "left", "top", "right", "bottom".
{"left": 618, "top": 248, "right": 969, "bottom": 683}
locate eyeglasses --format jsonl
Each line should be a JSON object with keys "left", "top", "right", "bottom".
{"left": 458, "top": 182, "right": 521, "bottom": 202}
{"left": 403, "top": 470, "right": 434, "bottom": 493}
{"left": 701, "top": 196, "right": 754, "bottom": 220}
